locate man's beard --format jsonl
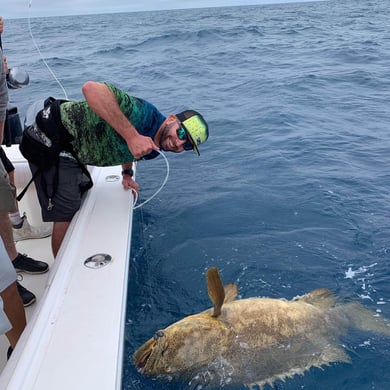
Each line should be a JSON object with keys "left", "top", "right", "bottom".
{"left": 158, "top": 123, "right": 172, "bottom": 151}
{"left": 159, "top": 124, "right": 178, "bottom": 153}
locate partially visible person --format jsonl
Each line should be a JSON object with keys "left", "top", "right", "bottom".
{"left": 0, "top": 235, "right": 26, "bottom": 360}
{"left": 24, "top": 81, "right": 209, "bottom": 257}
{"left": 0, "top": 157, "right": 47, "bottom": 307}
{"left": 0, "top": 145, "right": 52, "bottom": 242}
{"left": 0, "top": 77, "right": 26, "bottom": 355}
{"left": 0, "top": 18, "right": 52, "bottom": 242}
{"left": 0, "top": 16, "right": 49, "bottom": 307}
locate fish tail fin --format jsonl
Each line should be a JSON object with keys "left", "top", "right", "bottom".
{"left": 341, "top": 302, "right": 390, "bottom": 335}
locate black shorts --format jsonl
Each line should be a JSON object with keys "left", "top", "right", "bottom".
{"left": 30, "top": 155, "right": 92, "bottom": 222}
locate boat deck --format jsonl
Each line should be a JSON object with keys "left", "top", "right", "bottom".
{"left": 0, "top": 145, "right": 133, "bottom": 389}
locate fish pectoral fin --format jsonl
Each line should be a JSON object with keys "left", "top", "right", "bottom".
{"left": 320, "top": 343, "right": 351, "bottom": 365}
{"left": 206, "top": 267, "right": 225, "bottom": 317}
{"left": 224, "top": 283, "right": 238, "bottom": 303}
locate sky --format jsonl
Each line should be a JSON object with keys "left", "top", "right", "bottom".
{"left": 3, "top": 0, "right": 317, "bottom": 19}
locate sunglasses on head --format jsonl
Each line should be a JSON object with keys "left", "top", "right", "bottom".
{"left": 176, "top": 126, "right": 194, "bottom": 151}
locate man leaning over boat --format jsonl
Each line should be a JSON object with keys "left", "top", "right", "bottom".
{"left": 21, "top": 81, "right": 209, "bottom": 257}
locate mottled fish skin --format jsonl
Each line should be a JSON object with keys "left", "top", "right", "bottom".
{"left": 133, "top": 269, "right": 390, "bottom": 388}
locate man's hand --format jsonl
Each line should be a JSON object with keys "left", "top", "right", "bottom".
{"left": 126, "top": 133, "right": 159, "bottom": 160}
{"left": 122, "top": 175, "right": 139, "bottom": 195}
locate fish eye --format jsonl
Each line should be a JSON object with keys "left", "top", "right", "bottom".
{"left": 153, "top": 330, "right": 165, "bottom": 340}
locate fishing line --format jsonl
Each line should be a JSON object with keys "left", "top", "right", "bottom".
{"left": 130, "top": 153, "right": 171, "bottom": 302}
{"left": 133, "top": 150, "right": 170, "bottom": 210}
{"left": 131, "top": 153, "right": 171, "bottom": 304}
{"left": 27, "top": 0, "right": 68, "bottom": 99}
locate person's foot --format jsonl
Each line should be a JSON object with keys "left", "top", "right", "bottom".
{"left": 12, "top": 253, "right": 49, "bottom": 274}
{"left": 16, "top": 281, "right": 36, "bottom": 307}
{"left": 12, "top": 213, "right": 52, "bottom": 242}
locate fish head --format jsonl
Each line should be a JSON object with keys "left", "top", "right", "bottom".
{"left": 133, "top": 313, "right": 229, "bottom": 377}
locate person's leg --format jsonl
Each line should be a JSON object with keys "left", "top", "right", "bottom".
{"left": 0, "top": 50, "right": 27, "bottom": 351}
{"left": 0, "top": 237, "right": 26, "bottom": 351}
{"left": 0, "top": 156, "right": 18, "bottom": 259}
{"left": 0, "top": 148, "right": 52, "bottom": 241}
{"left": 0, "top": 212, "right": 48, "bottom": 273}
{"left": 0, "top": 282, "right": 26, "bottom": 348}
{"left": 0, "top": 212, "right": 18, "bottom": 261}
{"left": 0, "top": 160, "right": 48, "bottom": 306}
{"left": 0, "top": 156, "right": 22, "bottom": 226}
{"left": 52, "top": 221, "right": 71, "bottom": 258}
{"left": 31, "top": 156, "right": 90, "bottom": 257}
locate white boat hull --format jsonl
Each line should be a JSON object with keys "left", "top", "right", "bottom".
{"left": 0, "top": 145, "right": 134, "bottom": 389}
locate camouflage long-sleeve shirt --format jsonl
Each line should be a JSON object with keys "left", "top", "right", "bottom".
{"left": 60, "top": 82, "right": 165, "bottom": 166}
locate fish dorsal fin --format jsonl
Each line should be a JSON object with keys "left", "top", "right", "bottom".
{"left": 206, "top": 268, "right": 225, "bottom": 317}
{"left": 297, "top": 288, "right": 336, "bottom": 308}
{"left": 224, "top": 283, "right": 238, "bottom": 303}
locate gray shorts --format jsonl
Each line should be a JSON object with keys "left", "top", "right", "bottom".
{"left": 30, "top": 155, "right": 91, "bottom": 222}
{"left": 0, "top": 159, "right": 17, "bottom": 213}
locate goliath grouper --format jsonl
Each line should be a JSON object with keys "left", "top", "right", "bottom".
{"left": 134, "top": 267, "right": 390, "bottom": 388}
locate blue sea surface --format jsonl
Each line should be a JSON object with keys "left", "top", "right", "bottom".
{"left": 4, "top": 0, "right": 390, "bottom": 388}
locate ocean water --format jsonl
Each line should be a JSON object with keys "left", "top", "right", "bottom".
{"left": 4, "top": 0, "right": 390, "bottom": 388}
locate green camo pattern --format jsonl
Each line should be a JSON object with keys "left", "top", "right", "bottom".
{"left": 60, "top": 83, "right": 160, "bottom": 166}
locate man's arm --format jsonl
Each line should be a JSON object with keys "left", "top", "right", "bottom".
{"left": 82, "top": 81, "right": 159, "bottom": 159}
{"left": 122, "top": 162, "right": 133, "bottom": 171}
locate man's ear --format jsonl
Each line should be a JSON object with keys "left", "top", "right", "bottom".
{"left": 167, "top": 114, "right": 178, "bottom": 123}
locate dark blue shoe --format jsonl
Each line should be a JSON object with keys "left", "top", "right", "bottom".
{"left": 13, "top": 253, "right": 49, "bottom": 274}
{"left": 16, "top": 281, "right": 36, "bottom": 307}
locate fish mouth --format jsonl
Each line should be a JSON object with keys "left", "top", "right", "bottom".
{"left": 133, "top": 338, "right": 155, "bottom": 370}
{"left": 134, "top": 330, "right": 168, "bottom": 374}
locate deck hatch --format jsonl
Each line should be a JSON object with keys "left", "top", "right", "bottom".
{"left": 84, "top": 253, "right": 112, "bottom": 269}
